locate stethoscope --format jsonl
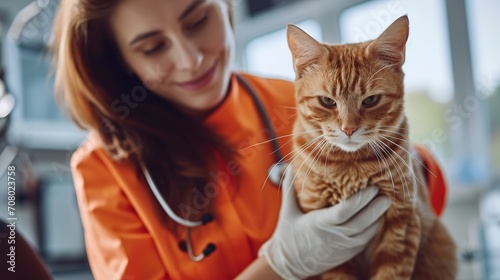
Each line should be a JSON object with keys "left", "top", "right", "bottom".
{"left": 140, "top": 73, "right": 287, "bottom": 262}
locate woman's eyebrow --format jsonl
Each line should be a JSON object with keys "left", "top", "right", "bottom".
{"left": 178, "top": 0, "right": 205, "bottom": 21}
{"left": 129, "top": 31, "right": 161, "bottom": 46}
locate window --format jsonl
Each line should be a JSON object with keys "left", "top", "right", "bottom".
{"left": 2, "top": 1, "right": 86, "bottom": 150}
{"left": 467, "top": 0, "right": 500, "bottom": 174}
{"left": 244, "top": 19, "right": 322, "bottom": 81}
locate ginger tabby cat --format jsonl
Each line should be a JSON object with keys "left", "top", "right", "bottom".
{"left": 286, "top": 15, "right": 457, "bottom": 279}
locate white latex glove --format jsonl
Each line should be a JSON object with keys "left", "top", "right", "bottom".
{"left": 258, "top": 166, "right": 392, "bottom": 279}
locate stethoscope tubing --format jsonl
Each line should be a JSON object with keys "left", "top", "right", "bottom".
{"left": 141, "top": 161, "right": 204, "bottom": 228}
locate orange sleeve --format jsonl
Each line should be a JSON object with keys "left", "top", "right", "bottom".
{"left": 413, "top": 145, "right": 447, "bottom": 217}
{"left": 70, "top": 147, "right": 169, "bottom": 280}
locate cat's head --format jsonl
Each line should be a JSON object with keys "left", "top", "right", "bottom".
{"left": 287, "top": 15, "right": 409, "bottom": 152}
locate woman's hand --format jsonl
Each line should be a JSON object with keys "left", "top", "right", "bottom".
{"left": 258, "top": 166, "right": 392, "bottom": 279}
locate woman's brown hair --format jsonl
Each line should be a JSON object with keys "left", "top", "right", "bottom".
{"left": 52, "top": 0, "right": 235, "bottom": 232}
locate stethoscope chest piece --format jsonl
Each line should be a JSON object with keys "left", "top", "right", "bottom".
{"left": 268, "top": 162, "right": 288, "bottom": 186}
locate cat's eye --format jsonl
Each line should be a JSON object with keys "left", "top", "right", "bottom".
{"left": 362, "top": 95, "right": 381, "bottom": 107}
{"left": 318, "top": 96, "right": 336, "bottom": 108}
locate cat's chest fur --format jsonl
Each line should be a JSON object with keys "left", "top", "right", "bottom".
{"left": 292, "top": 153, "right": 385, "bottom": 211}
{"left": 292, "top": 141, "right": 414, "bottom": 213}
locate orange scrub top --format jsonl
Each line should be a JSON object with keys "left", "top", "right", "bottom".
{"left": 71, "top": 73, "right": 447, "bottom": 280}
{"left": 71, "top": 73, "right": 297, "bottom": 280}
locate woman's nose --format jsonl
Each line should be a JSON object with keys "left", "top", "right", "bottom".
{"left": 171, "top": 37, "right": 202, "bottom": 71}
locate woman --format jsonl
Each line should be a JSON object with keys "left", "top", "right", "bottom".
{"left": 52, "top": 0, "right": 393, "bottom": 279}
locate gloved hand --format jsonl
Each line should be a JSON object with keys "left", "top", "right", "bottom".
{"left": 258, "top": 166, "right": 392, "bottom": 279}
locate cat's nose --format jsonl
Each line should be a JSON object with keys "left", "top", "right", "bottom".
{"left": 342, "top": 126, "right": 358, "bottom": 137}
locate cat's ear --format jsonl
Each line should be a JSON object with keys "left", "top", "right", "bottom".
{"left": 287, "top": 24, "right": 327, "bottom": 78}
{"left": 370, "top": 15, "right": 409, "bottom": 66}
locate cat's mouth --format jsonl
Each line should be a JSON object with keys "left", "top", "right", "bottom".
{"left": 332, "top": 138, "right": 367, "bottom": 152}
{"left": 323, "top": 130, "right": 368, "bottom": 152}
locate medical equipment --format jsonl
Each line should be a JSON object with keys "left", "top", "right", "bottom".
{"left": 141, "top": 73, "right": 287, "bottom": 262}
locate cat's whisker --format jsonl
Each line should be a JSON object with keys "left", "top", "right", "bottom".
{"left": 378, "top": 125, "right": 409, "bottom": 131}
{"left": 369, "top": 142, "right": 389, "bottom": 188}
{"left": 279, "top": 134, "right": 325, "bottom": 195}
{"left": 373, "top": 141, "right": 397, "bottom": 201}
{"left": 378, "top": 125, "right": 410, "bottom": 131}
{"left": 293, "top": 139, "right": 327, "bottom": 197}
{"left": 242, "top": 129, "right": 323, "bottom": 151}
{"left": 377, "top": 131, "right": 436, "bottom": 185}
{"left": 369, "top": 141, "right": 390, "bottom": 188}
{"left": 313, "top": 139, "right": 330, "bottom": 173}
{"left": 377, "top": 137, "right": 422, "bottom": 184}
{"left": 375, "top": 128, "right": 409, "bottom": 137}
{"left": 324, "top": 143, "right": 333, "bottom": 177}
{"left": 275, "top": 134, "right": 327, "bottom": 201}
{"left": 376, "top": 139, "right": 407, "bottom": 202}
{"left": 377, "top": 139, "right": 426, "bottom": 198}
{"left": 375, "top": 138, "right": 411, "bottom": 203}
{"left": 377, "top": 135, "right": 412, "bottom": 145}
{"left": 286, "top": 111, "right": 300, "bottom": 119}
{"left": 263, "top": 134, "right": 324, "bottom": 194}
{"left": 260, "top": 131, "right": 323, "bottom": 193}
{"left": 378, "top": 133, "right": 412, "bottom": 144}
{"left": 279, "top": 106, "right": 298, "bottom": 110}
{"left": 283, "top": 134, "right": 325, "bottom": 167}
{"left": 365, "top": 63, "right": 397, "bottom": 87}
{"left": 270, "top": 129, "right": 323, "bottom": 159}
{"left": 369, "top": 142, "right": 389, "bottom": 179}
{"left": 375, "top": 139, "right": 412, "bottom": 203}
{"left": 377, "top": 138, "right": 419, "bottom": 204}
{"left": 379, "top": 135, "right": 437, "bottom": 179}
{"left": 302, "top": 140, "right": 329, "bottom": 194}
{"left": 370, "top": 139, "right": 397, "bottom": 200}
{"left": 375, "top": 133, "right": 411, "bottom": 144}
{"left": 304, "top": 140, "right": 327, "bottom": 180}
{"left": 378, "top": 124, "right": 409, "bottom": 128}
{"left": 367, "top": 77, "right": 386, "bottom": 84}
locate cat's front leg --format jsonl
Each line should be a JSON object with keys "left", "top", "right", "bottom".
{"left": 369, "top": 207, "right": 421, "bottom": 280}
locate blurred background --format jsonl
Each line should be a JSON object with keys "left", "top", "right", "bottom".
{"left": 0, "top": 0, "right": 498, "bottom": 279}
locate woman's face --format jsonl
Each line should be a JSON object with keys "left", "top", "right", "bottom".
{"left": 109, "top": 0, "right": 234, "bottom": 117}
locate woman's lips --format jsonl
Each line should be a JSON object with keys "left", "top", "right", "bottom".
{"left": 176, "top": 62, "right": 217, "bottom": 91}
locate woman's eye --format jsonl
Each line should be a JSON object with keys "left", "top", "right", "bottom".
{"left": 318, "top": 96, "right": 336, "bottom": 108}
{"left": 143, "top": 43, "right": 166, "bottom": 56}
{"left": 362, "top": 95, "right": 381, "bottom": 107}
{"left": 186, "top": 15, "right": 208, "bottom": 31}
